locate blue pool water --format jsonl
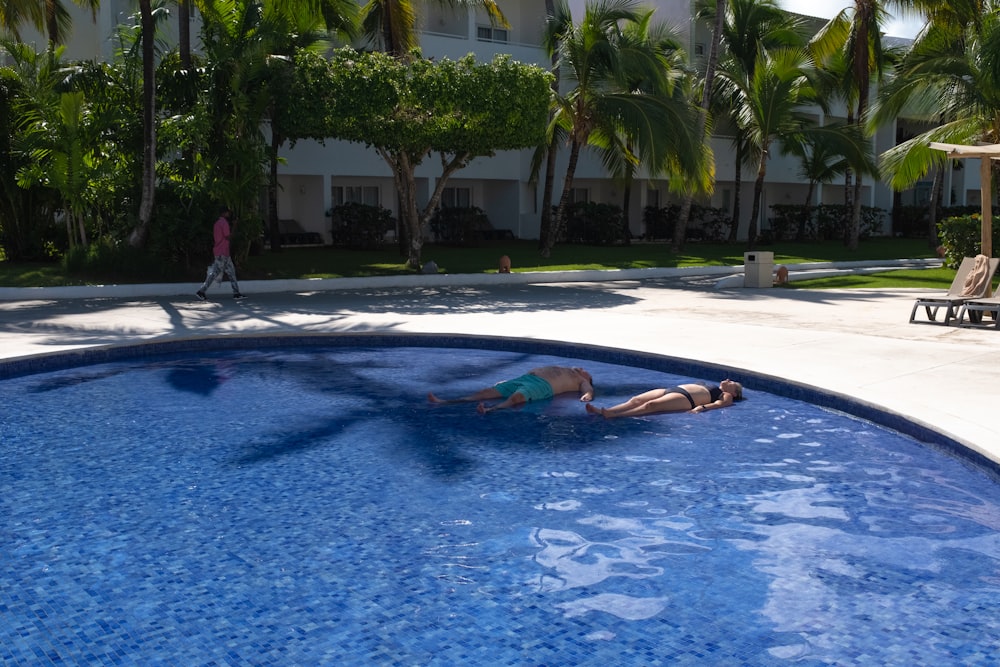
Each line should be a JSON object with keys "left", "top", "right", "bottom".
{"left": 2, "top": 340, "right": 1000, "bottom": 665}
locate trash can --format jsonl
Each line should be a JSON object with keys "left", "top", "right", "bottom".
{"left": 743, "top": 251, "right": 774, "bottom": 288}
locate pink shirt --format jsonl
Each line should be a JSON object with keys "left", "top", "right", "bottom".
{"left": 212, "top": 216, "right": 231, "bottom": 257}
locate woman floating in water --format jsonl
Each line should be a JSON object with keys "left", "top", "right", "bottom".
{"left": 586, "top": 380, "right": 742, "bottom": 418}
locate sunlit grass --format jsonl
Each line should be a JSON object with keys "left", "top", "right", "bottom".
{"left": 783, "top": 268, "right": 961, "bottom": 290}
{"left": 0, "top": 238, "right": 946, "bottom": 289}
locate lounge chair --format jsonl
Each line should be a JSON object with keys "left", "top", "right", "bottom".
{"left": 909, "top": 255, "right": 999, "bottom": 325}
{"left": 956, "top": 292, "right": 1000, "bottom": 327}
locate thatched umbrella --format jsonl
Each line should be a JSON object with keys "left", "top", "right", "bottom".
{"left": 928, "top": 142, "right": 1000, "bottom": 258}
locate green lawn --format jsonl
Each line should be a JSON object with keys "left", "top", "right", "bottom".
{"left": 0, "top": 238, "right": 946, "bottom": 289}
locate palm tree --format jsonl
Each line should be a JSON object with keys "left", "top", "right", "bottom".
{"left": 873, "top": 1, "right": 1000, "bottom": 153}
{"left": 788, "top": 133, "right": 852, "bottom": 239}
{"left": 130, "top": 0, "right": 155, "bottom": 247}
{"left": 0, "top": 0, "right": 100, "bottom": 47}
{"left": 811, "top": 0, "right": 936, "bottom": 250}
{"left": 600, "top": 8, "right": 689, "bottom": 244}
{"left": 706, "top": 0, "right": 805, "bottom": 241}
{"left": 19, "top": 91, "right": 98, "bottom": 247}
{"left": 0, "top": 40, "right": 65, "bottom": 256}
{"left": 873, "top": 2, "right": 1000, "bottom": 246}
{"left": 172, "top": 0, "right": 356, "bottom": 69}
{"left": 670, "top": 0, "right": 724, "bottom": 252}
{"left": 534, "top": 0, "right": 562, "bottom": 251}
{"left": 541, "top": 0, "right": 705, "bottom": 257}
{"left": 715, "top": 46, "right": 875, "bottom": 247}
{"left": 360, "top": 0, "right": 506, "bottom": 57}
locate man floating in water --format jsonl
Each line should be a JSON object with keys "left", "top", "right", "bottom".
{"left": 428, "top": 366, "right": 594, "bottom": 414}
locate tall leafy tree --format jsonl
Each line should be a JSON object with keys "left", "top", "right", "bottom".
{"left": 262, "top": 0, "right": 356, "bottom": 251}
{"left": 542, "top": 0, "right": 706, "bottom": 257}
{"left": 303, "top": 47, "right": 551, "bottom": 269}
{"left": 356, "top": 0, "right": 506, "bottom": 254}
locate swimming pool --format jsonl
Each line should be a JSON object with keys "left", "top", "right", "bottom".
{"left": 2, "top": 336, "right": 999, "bottom": 665}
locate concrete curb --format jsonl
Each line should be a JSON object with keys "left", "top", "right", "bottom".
{"left": 0, "top": 258, "right": 943, "bottom": 300}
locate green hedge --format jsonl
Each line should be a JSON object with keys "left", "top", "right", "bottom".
{"left": 937, "top": 213, "right": 1000, "bottom": 268}
{"left": 331, "top": 203, "right": 395, "bottom": 250}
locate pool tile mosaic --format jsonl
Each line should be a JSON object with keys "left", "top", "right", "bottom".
{"left": 2, "top": 338, "right": 999, "bottom": 665}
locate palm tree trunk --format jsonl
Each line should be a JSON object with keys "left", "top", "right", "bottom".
{"left": 729, "top": 140, "right": 743, "bottom": 242}
{"left": 928, "top": 164, "right": 943, "bottom": 248}
{"left": 538, "top": 0, "right": 559, "bottom": 251}
{"left": 847, "top": 1, "right": 871, "bottom": 251}
{"left": 621, "top": 180, "right": 632, "bottom": 244}
{"left": 64, "top": 209, "right": 74, "bottom": 248}
{"left": 268, "top": 128, "right": 282, "bottom": 252}
{"left": 178, "top": 0, "right": 191, "bottom": 69}
{"left": 130, "top": 0, "right": 156, "bottom": 249}
{"left": 800, "top": 180, "right": 816, "bottom": 240}
{"left": 748, "top": 157, "right": 768, "bottom": 249}
{"left": 542, "top": 139, "right": 582, "bottom": 258}
{"left": 538, "top": 134, "right": 559, "bottom": 251}
{"left": 849, "top": 178, "right": 863, "bottom": 250}
{"left": 672, "top": 0, "right": 725, "bottom": 253}
{"left": 76, "top": 209, "right": 87, "bottom": 246}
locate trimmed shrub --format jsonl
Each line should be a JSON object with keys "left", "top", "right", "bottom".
{"left": 331, "top": 203, "right": 395, "bottom": 249}
{"left": 562, "top": 201, "right": 624, "bottom": 245}
{"left": 937, "top": 212, "right": 1000, "bottom": 269}
{"left": 429, "top": 206, "right": 492, "bottom": 246}
{"left": 643, "top": 205, "right": 676, "bottom": 240}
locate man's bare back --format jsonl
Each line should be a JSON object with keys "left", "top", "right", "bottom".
{"left": 427, "top": 365, "right": 594, "bottom": 413}
{"left": 527, "top": 366, "right": 593, "bottom": 396}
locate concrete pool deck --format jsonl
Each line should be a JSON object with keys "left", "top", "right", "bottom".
{"left": 1, "top": 261, "right": 998, "bottom": 466}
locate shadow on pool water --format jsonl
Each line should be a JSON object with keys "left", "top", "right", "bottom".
{"left": 2, "top": 336, "right": 999, "bottom": 666}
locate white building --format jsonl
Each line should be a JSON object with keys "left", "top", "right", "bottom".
{"left": 9, "top": 0, "right": 976, "bottom": 243}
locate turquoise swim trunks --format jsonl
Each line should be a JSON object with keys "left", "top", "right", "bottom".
{"left": 493, "top": 373, "right": 555, "bottom": 402}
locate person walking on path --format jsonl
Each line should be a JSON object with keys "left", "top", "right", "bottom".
{"left": 196, "top": 205, "right": 245, "bottom": 301}
{"left": 428, "top": 366, "right": 594, "bottom": 414}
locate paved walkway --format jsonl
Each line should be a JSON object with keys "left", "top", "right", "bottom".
{"left": 2, "top": 263, "right": 998, "bottom": 465}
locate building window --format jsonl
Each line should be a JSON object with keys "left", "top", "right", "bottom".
{"left": 441, "top": 187, "right": 472, "bottom": 208}
{"left": 694, "top": 43, "right": 704, "bottom": 56}
{"left": 646, "top": 188, "right": 660, "bottom": 208}
{"left": 477, "top": 25, "right": 508, "bottom": 43}
{"left": 332, "top": 185, "right": 379, "bottom": 207}
{"left": 568, "top": 187, "right": 589, "bottom": 204}
{"left": 914, "top": 184, "right": 932, "bottom": 206}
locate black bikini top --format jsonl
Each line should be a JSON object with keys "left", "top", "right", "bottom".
{"left": 708, "top": 386, "right": 723, "bottom": 402}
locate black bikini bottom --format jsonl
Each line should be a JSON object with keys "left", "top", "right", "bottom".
{"left": 668, "top": 386, "right": 696, "bottom": 410}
